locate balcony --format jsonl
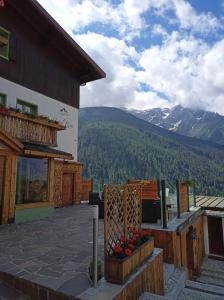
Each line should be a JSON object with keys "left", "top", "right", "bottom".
{"left": 0, "top": 108, "right": 65, "bottom": 146}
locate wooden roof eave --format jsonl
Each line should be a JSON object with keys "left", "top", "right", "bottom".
{"left": 24, "top": 149, "right": 73, "bottom": 160}
{"left": 0, "top": 128, "right": 24, "bottom": 153}
{"left": 8, "top": 0, "right": 106, "bottom": 84}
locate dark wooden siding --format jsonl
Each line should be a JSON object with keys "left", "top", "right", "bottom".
{"left": 0, "top": 5, "right": 80, "bottom": 108}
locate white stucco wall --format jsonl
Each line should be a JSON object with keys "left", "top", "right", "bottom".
{"left": 0, "top": 77, "right": 78, "bottom": 160}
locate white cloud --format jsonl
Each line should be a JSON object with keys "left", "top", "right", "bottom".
{"left": 172, "top": 0, "right": 222, "bottom": 34}
{"left": 138, "top": 33, "right": 224, "bottom": 114}
{"left": 37, "top": 0, "right": 153, "bottom": 40}
{"left": 37, "top": 0, "right": 224, "bottom": 115}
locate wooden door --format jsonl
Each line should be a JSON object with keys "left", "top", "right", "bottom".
{"left": 208, "top": 216, "right": 224, "bottom": 257}
{"left": 0, "top": 156, "right": 5, "bottom": 224}
{"left": 62, "top": 173, "right": 74, "bottom": 206}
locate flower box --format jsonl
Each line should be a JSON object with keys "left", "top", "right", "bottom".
{"left": 105, "top": 236, "right": 154, "bottom": 284}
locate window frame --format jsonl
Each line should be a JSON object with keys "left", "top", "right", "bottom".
{"left": 16, "top": 156, "right": 49, "bottom": 205}
{"left": 0, "top": 92, "right": 7, "bottom": 106}
{"left": 0, "top": 26, "right": 10, "bottom": 60}
{"left": 17, "top": 99, "right": 38, "bottom": 116}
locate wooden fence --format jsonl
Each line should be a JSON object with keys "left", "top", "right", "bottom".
{"left": 104, "top": 184, "right": 142, "bottom": 257}
{"left": 81, "top": 179, "right": 93, "bottom": 201}
{"left": 179, "top": 181, "right": 190, "bottom": 214}
{"left": 0, "top": 110, "right": 64, "bottom": 146}
{"left": 128, "top": 179, "right": 159, "bottom": 200}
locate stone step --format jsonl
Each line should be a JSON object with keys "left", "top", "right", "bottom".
{"left": 163, "top": 263, "right": 175, "bottom": 287}
{"left": 0, "top": 279, "right": 31, "bottom": 300}
{"left": 201, "top": 257, "right": 224, "bottom": 273}
{"left": 197, "top": 274, "right": 224, "bottom": 288}
{"left": 201, "top": 267, "right": 224, "bottom": 280}
{"left": 164, "top": 267, "right": 187, "bottom": 299}
{"left": 185, "top": 280, "right": 224, "bottom": 296}
{"left": 177, "top": 287, "right": 224, "bottom": 300}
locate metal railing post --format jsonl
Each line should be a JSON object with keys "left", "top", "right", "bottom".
{"left": 93, "top": 205, "right": 99, "bottom": 288}
{"left": 176, "top": 180, "right": 181, "bottom": 218}
{"left": 161, "top": 180, "right": 167, "bottom": 229}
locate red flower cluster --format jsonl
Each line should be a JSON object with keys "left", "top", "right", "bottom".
{"left": 112, "top": 229, "right": 150, "bottom": 259}
{"left": 0, "top": 0, "right": 5, "bottom": 8}
{"left": 0, "top": 105, "right": 9, "bottom": 114}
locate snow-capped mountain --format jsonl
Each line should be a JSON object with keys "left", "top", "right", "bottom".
{"left": 125, "top": 105, "right": 224, "bottom": 145}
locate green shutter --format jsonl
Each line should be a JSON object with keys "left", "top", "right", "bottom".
{"left": 0, "top": 26, "right": 10, "bottom": 60}
{"left": 0, "top": 93, "right": 7, "bottom": 106}
{"left": 17, "top": 99, "right": 38, "bottom": 116}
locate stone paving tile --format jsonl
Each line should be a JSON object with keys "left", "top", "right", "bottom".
{"left": 0, "top": 204, "right": 104, "bottom": 297}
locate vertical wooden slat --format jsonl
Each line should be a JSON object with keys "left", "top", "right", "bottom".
{"left": 8, "top": 155, "right": 17, "bottom": 222}
{"left": 1, "top": 155, "right": 12, "bottom": 224}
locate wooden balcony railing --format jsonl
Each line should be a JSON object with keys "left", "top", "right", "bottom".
{"left": 0, "top": 110, "right": 65, "bottom": 146}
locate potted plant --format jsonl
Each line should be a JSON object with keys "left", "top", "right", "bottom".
{"left": 105, "top": 229, "right": 154, "bottom": 284}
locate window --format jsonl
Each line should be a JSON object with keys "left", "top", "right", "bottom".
{"left": 0, "top": 26, "right": 10, "bottom": 60}
{"left": 0, "top": 93, "right": 7, "bottom": 106}
{"left": 17, "top": 99, "right": 38, "bottom": 116}
{"left": 16, "top": 157, "right": 48, "bottom": 204}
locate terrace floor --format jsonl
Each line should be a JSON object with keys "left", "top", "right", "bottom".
{"left": 0, "top": 204, "right": 104, "bottom": 298}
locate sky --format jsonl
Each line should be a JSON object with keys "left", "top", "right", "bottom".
{"left": 37, "top": 0, "right": 224, "bottom": 114}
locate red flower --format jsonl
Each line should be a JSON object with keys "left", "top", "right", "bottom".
{"left": 125, "top": 248, "right": 132, "bottom": 256}
{"left": 128, "top": 243, "right": 135, "bottom": 251}
{"left": 0, "top": 105, "right": 9, "bottom": 114}
{"left": 120, "top": 236, "right": 126, "bottom": 243}
{"left": 0, "top": 0, "right": 4, "bottom": 8}
{"left": 114, "top": 245, "right": 122, "bottom": 254}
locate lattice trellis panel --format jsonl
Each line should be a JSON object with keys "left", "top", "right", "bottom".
{"left": 104, "top": 184, "right": 142, "bottom": 257}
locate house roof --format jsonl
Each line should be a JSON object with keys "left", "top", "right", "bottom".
{"left": 196, "top": 195, "right": 224, "bottom": 210}
{"left": 8, "top": 0, "right": 106, "bottom": 84}
{"left": 23, "top": 143, "right": 73, "bottom": 160}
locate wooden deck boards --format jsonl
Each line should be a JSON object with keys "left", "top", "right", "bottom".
{"left": 196, "top": 196, "right": 224, "bottom": 209}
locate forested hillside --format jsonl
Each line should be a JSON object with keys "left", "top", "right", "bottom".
{"left": 78, "top": 107, "right": 224, "bottom": 196}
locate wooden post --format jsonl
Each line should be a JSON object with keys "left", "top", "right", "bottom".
{"left": 187, "top": 184, "right": 190, "bottom": 212}
{"left": 103, "top": 185, "right": 108, "bottom": 261}
{"left": 161, "top": 180, "right": 167, "bottom": 229}
{"left": 157, "top": 179, "right": 161, "bottom": 199}
{"left": 193, "top": 179, "right": 196, "bottom": 207}
{"left": 176, "top": 180, "right": 181, "bottom": 218}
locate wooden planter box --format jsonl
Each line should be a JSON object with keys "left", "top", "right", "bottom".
{"left": 105, "top": 237, "right": 154, "bottom": 284}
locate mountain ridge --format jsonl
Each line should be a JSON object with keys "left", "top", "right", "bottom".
{"left": 124, "top": 105, "right": 224, "bottom": 145}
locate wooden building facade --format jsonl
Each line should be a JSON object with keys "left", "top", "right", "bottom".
{"left": 0, "top": 0, "right": 105, "bottom": 224}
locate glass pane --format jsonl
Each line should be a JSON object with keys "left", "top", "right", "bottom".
{"left": 0, "top": 93, "right": 6, "bottom": 106}
{"left": 0, "top": 27, "right": 9, "bottom": 59}
{"left": 16, "top": 157, "right": 48, "bottom": 204}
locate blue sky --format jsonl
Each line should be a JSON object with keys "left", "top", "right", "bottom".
{"left": 37, "top": 0, "right": 224, "bottom": 114}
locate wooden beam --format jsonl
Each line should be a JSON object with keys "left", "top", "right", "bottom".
{"left": 0, "top": 128, "right": 24, "bottom": 153}
{"left": 24, "top": 149, "right": 73, "bottom": 160}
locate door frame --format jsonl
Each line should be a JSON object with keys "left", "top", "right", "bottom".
{"left": 204, "top": 212, "right": 224, "bottom": 259}
{"left": 62, "top": 172, "right": 75, "bottom": 206}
